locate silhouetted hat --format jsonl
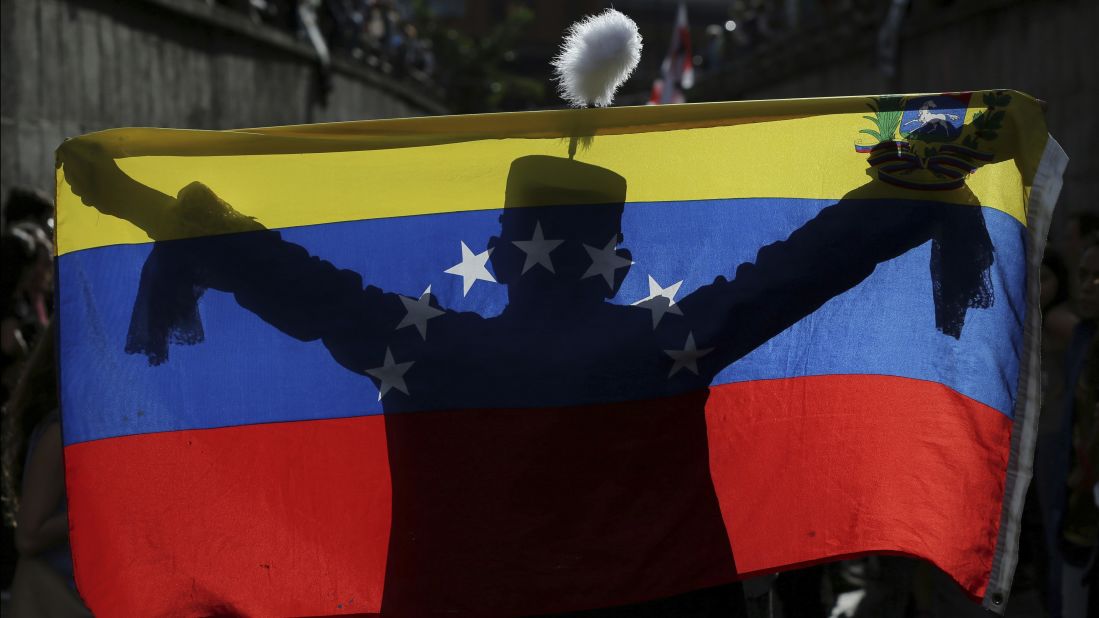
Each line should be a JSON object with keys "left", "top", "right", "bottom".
{"left": 504, "top": 156, "right": 626, "bottom": 210}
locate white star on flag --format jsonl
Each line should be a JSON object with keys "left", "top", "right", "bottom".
{"left": 512, "top": 221, "right": 564, "bottom": 274}
{"left": 582, "top": 236, "right": 633, "bottom": 288}
{"left": 445, "top": 241, "right": 496, "bottom": 296}
{"left": 365, "top": 347, "right": 414, "bottom": 400}
{"left": 396, "top": 285, "right": 444, "bottom": 339}
{"left": 632, "top": 275, "right": 683, "bottom": 328}
{"left": 664, "top": 332, "right": 714, "bottom": 377}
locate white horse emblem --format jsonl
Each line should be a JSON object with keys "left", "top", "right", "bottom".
{"left": 904, "top": 100, "right": 960, "bottom": 135}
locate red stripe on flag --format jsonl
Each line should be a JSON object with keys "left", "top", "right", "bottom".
{"left": 65, "top": 415, "right": 392, "bottom": 616}
{"left": 65, "top": 375, "right": 1011, "bottom": 615}
{"left": 707, "top": 375, "right": 1012, "bottom": 599}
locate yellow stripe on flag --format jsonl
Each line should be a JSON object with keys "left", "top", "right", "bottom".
{"left": 56, "top": 92, "right": 1048, "bottom": 256}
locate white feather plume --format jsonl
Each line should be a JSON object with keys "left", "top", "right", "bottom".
{"left": 552, "top": 9, "right": 642, "bottom": 108}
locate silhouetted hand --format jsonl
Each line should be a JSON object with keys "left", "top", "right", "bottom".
{"left": 57, "top": 142, "right": 260, "bottom": 242}
{"left": 57, "top": 140, "right": 135, "bottom": 218}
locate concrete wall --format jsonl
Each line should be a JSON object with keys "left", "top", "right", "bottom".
{"left": 694, "top": 0, "right": 1098, "bottom": 222}
{"left": 0, "top": 0, "right": 446, "bottom": 205}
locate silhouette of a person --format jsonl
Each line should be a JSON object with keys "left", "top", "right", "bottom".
{"left": 61, "top": 150, "right": 993, "bottom": 615}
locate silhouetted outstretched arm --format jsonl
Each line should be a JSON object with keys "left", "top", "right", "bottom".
{"left": 678, "top": 187, "right": 993, "bottom": 374}
{"left": 60, "top": 142, "right": 263, "bottom": 241}
{"left": 60, "top": 149, "right": 406, "bottom": 368}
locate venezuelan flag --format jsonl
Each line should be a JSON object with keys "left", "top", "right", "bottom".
{"left": 56, "top": 91, "right": 1064, "bottom": 616}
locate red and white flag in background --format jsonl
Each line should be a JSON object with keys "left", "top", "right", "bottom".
{"left": 649, "top": 2, "right": 694, "bottom": 104}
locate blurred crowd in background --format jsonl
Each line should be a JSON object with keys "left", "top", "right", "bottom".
{"left": 211, "top": 0, "right": 437, "bottom": 78}
{"left": 192, "top": 0, "right": 933, "bottom": 113}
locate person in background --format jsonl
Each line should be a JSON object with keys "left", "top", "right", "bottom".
{"left": 0, "top": 186, "right": 54, "bottom": 601}
{"left": 1030, "top": 247, "right": 1082, "bottom": 608}
{"left": 1058, "top": 240, "right": 1099, "bottom": 617}
{"left": 1042, "top": 238, "right": 1099, "bottom": 618}
{"left": 1061, "top": 332, "right": 1097, "bottom": 617}
{"left": 1038, "top": 247, "right": 1081, "bottom": 482}
{"left": 0, "top": 222, "right": 53, "bottom": 403}
{"left": 2, "top": 323, "right": 89, "bottom": 616}
{"left": 1061, "top": 213, "right": 1098, "bottom": 284}
{"left": 1, "top": 187, "right": 54, "bottom": 234}
{"left": 1, "top": 186, "right": 55, "bottom": 396}
{"left": 1043, "top": 248, "right": 1081, "bottom": 381}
